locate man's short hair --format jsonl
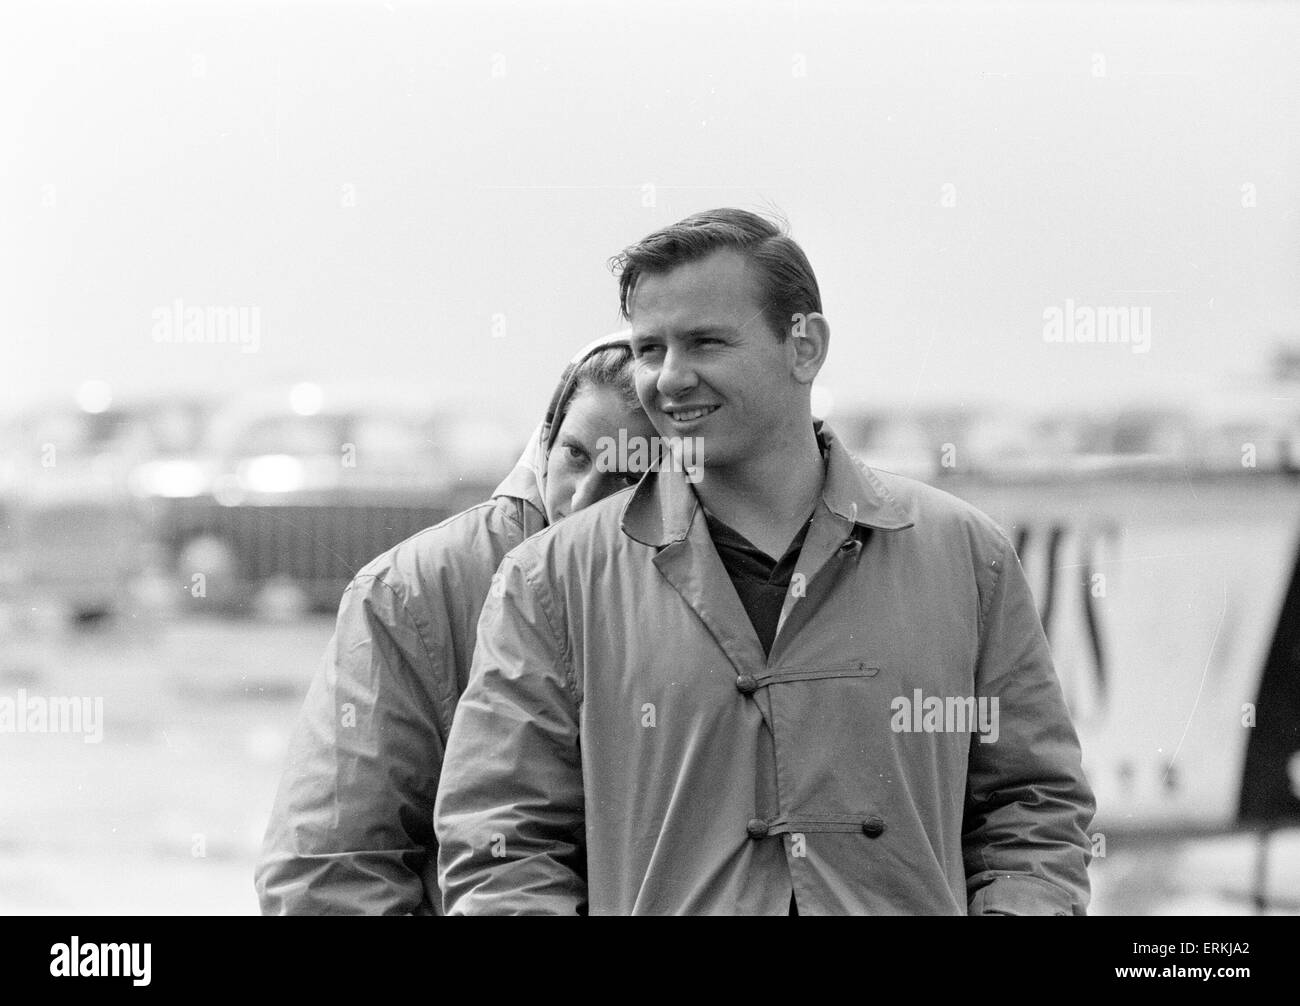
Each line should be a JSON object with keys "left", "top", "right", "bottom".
{"left": 609, "top": 208, "right": 822, "bottom": 342}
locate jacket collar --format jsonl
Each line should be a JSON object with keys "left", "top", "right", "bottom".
{"left": 620, "top": 421, "right": 915, "bottom": 548}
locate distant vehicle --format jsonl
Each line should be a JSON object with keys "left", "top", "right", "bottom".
{"left": 0, "top": 395, "right": 208, "bottom": 621}
{"left": 835, "top": 405, "right": 1095, "bottom": 480}
{"left": 140, "top": 385, "right": 521, "bottom": 614}
{"left": 837, "top": 396, "right": 1300, "bottom": 480}
{"left": 835, "top": 398, "right": 1300, "bottom": 898}
{"left": 834, "top": 408, "right": 940, "bottom": 480}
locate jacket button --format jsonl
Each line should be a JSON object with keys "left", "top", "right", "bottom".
{"left": 735, "top": 674, "right": 759, "bottom": 695}
{"left": 746, "top": 818, "right": 770, "bottom": 839}
{"left": 861, "top": 816, "right": 886, "bottom": 838}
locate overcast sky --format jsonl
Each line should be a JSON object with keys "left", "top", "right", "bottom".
{"left": 2, "top": 0, "right": 1297, "bottom": 431}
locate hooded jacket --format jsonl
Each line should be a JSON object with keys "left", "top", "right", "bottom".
{"left": 255, "top": 334, "right": 629, "bottom": 915}
{"left": 434, "top": 425, "right": 1096, "bottom": 915}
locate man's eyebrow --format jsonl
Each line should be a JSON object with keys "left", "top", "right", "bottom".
{"left": 632, "top": 324, "right": 734, "bottom": 341}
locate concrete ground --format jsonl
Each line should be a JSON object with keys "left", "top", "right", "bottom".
{"left": 1, "top": 604, "right": 1296, "bottom": 915}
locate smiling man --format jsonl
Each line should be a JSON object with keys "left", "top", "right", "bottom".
{"left": 434, "top": 208, "right": 1096, "bottom": 915}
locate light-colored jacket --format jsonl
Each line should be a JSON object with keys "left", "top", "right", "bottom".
{"left": 255, "top": 335, "right": 626, "bottom": 914}
{"left": 435, "top": 424, "right": 1096, "bottom": 915}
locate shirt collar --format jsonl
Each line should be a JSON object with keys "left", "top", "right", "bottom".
{"left": 620, "top": 421, "right": 916, "bottom": 548}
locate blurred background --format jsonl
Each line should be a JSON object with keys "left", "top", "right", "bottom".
{"left": 1, "top": 0, "right": 1298, "bottom": 914}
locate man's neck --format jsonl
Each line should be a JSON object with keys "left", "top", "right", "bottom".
{"left": 694, "top": 425, "right": 825, "bottom": 560}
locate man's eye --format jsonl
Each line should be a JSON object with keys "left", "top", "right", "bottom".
{"left": 635, "top": 344, "right": 663, "bottom": 358}
{"left": 565, "top": 444, "right": 588, "bottom": 464}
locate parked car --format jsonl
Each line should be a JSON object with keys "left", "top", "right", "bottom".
{"left": 0, "top": 395, "right": 199, "bottom": 621}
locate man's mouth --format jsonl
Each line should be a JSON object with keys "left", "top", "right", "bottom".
{"left": 663, "top": 404, "right": 720, "bottom": 423}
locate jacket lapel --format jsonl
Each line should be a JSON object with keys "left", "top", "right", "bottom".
{"left": 623, "top": 461, "right": 767, "bottom": 675}
{"left": 652, "top": 518, "right": 769, "bottom": 676}
{"left": 620, "top": 423, "right": 916, "bottom": 674}
{"left": 771, "top": 427, "right": 916, "bottom": 654}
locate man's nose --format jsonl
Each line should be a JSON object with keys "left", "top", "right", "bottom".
{"left": 656, "top": 346, "right": 697, "bottom": 400}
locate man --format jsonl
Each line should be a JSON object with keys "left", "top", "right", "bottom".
{"left": 434, "top": 209, "right": 1096, "bottom": 915}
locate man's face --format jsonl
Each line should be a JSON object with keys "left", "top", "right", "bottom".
{"left": 628, "top": 249, "right": 799, "bottom": 472}
{"left": 543, "top": 383, "right": 658, "bottom": 522}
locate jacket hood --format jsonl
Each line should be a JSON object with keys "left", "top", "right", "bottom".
{"left": 490, "top": 330, "right": 633, "bottom": 526}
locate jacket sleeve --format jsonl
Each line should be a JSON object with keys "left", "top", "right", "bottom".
{"left": 963, "top": 535, "right": 1096, "bottom": 916}
{"left": 434, "top": 549, "right": 587, "bottom": 915}
{"left": 255, "top": 572, "right": 448, "bottom": 915}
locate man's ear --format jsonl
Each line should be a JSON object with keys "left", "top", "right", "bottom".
{"left": 789, "top": 312, "right": 829, "bottom": 384}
